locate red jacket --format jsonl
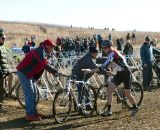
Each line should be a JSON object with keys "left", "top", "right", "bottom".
{"left": 17, "top": 46, "right": 48, "bottom": 78}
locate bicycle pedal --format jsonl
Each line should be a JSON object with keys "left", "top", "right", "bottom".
{"left": 117, "top": 99, "right": 121, "bottom": 103}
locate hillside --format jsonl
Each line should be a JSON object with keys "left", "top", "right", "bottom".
{"left": 0, "top": 21, "right": 160, "bottom": 48}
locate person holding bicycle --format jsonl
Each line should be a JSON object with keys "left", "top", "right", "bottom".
{"left": 0, "top": 28, "right": 19, "bottom": 113}
{"left": 0, "top": 28, "right": 8, "bottom": 113}
{"left": 72, "top": 46, "right": 99, "bottom": 112}
{"left": 90, "top": 40, "right": 139, "bottom": 116}
{"left": 16, "top": 39, "right": 63, "bottom": 121}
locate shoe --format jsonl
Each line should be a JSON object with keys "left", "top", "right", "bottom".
{"left": 85, "top": 104, "right": 93, "bottom": 110}
{"left": 0, "top": 107, "right": 7, "bottom": 113}
{"left": 34, "top": 113, "right": 45, "bottom": 118}
{"left": 25, "top": 115, "right": 41, "bottom": 121}
{"left": 78, "top": 106, "right": 83, "bottom": 115}
{"left": 131, "top": 107, "right": 139, "bottom": 117}
{"left": 143, "top": 87, "right": 147, "bottom": 91}
{"left": 101, "top": 110, "right": 112, "bottom": 117}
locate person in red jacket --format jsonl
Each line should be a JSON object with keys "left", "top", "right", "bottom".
{"left": 17, "top": 39, "right": 63, "bottom": 121}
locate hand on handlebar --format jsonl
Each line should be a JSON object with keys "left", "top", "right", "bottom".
{"left": 81, "top": 69, "right": 94, "bottom": 74}
{"left": 106, "top": 71, "right": 115, "bottom": 76}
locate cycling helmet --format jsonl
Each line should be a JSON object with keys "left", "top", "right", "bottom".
{"left": 101, "top": 40, "right": 113, "bottom": 48}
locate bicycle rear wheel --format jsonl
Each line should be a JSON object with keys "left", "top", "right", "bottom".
{"left": 53, "top": 89, "right": 72, "bottom": 123}
{"left": 16, "top": 83, "right": 39, "bottom": 108}
{"left": 124, "top": 81, "right": 143, "bottom": 109}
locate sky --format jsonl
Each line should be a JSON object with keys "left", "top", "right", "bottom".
{"left": 0, "top": 0, "right": 160, "bottom": 32}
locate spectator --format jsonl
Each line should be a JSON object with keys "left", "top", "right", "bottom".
{"left": 126, "top": 33, "right": 131, "bottom": 41}
{"left": 140, "top": 36, "right": 153, "bottom": 92}
{"left": 116, "top": 39, "right": 123, "bottom": 52}
{"left": 22, "top": 41, "right": 31, "bottom": 54}
{"left": 16, "top": 39, "right": 64, "bottom": 121}
{"left": 132, "top": 33, "right": 136, "bottom": 42}
{"left": 108, "top": 34, "right": 112, "bottom": 41}
{"left": 123, "top": 41, "right": 133, "bottom": 55}
{"left": 0, "top": 28, "right": 15, "bottom": 113}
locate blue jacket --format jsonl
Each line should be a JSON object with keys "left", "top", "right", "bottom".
{"left": 140, "top": 42, "right": 154, "bottom": 65}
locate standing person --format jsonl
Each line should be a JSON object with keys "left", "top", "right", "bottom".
{"left": 72, "top": 46, "right": 99, "bottom": 111}
{"left": 140, "top": 36, "right": 154, "bottom": 92}
{"left": 0, "top": 28, "right": 16, "bottom": 113}
{"left": 22, "top": 41, "right": 31, "bottom": 54}
{"left": 123, "top": 41, "right": 133, "bottom": 55}
{"left": 132, "top": 33, "right": 136, "bottom": 42}
{"left": 116, "top": 38, "right": 123, "bottom": 52}
{"left": 87, "top": 40, "right": 139, "bottom": 116}
{"left": 0, "top": 28, "right": 8, "bottom": 113}
{"left": 126, "top": 33, "right": 131, "bottom": 41}
{"left": 16, "top": 39, "right": 63, "bottom": 121}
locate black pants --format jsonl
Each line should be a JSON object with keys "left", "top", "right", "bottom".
{"left": 142, "top": 64, "right": 153, "bottom": 89}
{"left": 0, "top": 75, "right": 5, "bottom": 104}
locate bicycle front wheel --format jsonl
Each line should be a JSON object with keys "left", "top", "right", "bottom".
{"left": 95, "top": 84, "right": 108, "bottom": 115}
{"left": 53, "top": 89, "right": 72, "bottom": 123}
{"left": 124, "top": 81, "right": 143, "bottom": 109}
{"left": 80, "top": 85, "right": 96, "bottom": 117}
{"left": 16, "top": 83, "right": 39, "bottom": 108}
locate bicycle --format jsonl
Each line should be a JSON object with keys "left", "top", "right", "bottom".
{"left": 3, "top": 70, "right": 19, "bottom": 99}
{"left": 53, "top": 70, "right": 96, "bottom": 123}
{"left": 95, "top": 74, "right": 143, "bottom": 115}
{"left": 16, "top": 74, "right": 63, "bottom": 108}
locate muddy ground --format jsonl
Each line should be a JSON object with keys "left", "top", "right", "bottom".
{"left": 0, "top": 86, "right": 160, "bottom": 130}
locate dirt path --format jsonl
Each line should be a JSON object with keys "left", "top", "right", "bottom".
{"left": 0, "top": 88, "right": 160, "bottom": 130}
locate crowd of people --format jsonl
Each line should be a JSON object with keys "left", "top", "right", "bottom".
{"left": 0, "top": 27, "right": 160, "bottom": 122}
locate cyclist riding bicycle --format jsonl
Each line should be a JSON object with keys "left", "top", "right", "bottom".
{"left": 89, "top": 39, "right": 139, "bottom": 116}
{"left": 16, "top": 39, "right": 64, "bottom": 121}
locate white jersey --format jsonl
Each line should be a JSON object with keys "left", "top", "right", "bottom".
{"left": 101, "top": 50, "right": 129, "bottom": 72}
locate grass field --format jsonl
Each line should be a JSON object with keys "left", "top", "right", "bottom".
{"left": 1, "top": 21, "right": 160, "bottom": 49}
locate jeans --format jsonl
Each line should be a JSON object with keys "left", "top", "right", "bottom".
{"left": 17, "top": 71, "right": 37, "bottom": 116}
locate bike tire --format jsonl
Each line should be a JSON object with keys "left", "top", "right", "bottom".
{"left": 132, "top": 68, "right": 143, "bottom": 84}
{"left": 95, "top": 84, "right": 108, "bottom": 115}
{"left": 53, "top": 89, "right": 72, "bottom": 123}
{"left": 16, "top": 83, "right": 39, "bottom": 108}
{"left": 124, "top": 81, "right": 143, "bottom": 109}
{"left": 80, "top": 85, "right": 96, "bottom": 117}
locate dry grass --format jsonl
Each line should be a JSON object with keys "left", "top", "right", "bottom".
{"left": 1, "top": 21, "right": 160, "bottom": 49}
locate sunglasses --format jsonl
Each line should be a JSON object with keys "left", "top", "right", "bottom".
{"left": 103, "top": 46, "right": 109, "bottom": 49}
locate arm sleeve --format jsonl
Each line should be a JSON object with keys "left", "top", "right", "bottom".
{"left": 153, "top": 47, "right": 160, "bottom": 56}
{"left": 101, "top": 52, "right": 115, "bottom": 69}
{"left": 44, "top": 64, "right": 58, "bottom": 75}
{"left": 140, "top": 47, "right": 148, "bottom": 64}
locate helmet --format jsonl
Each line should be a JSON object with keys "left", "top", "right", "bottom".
{"left": 101, "top": 40, "right": 113, "bottom": 48}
